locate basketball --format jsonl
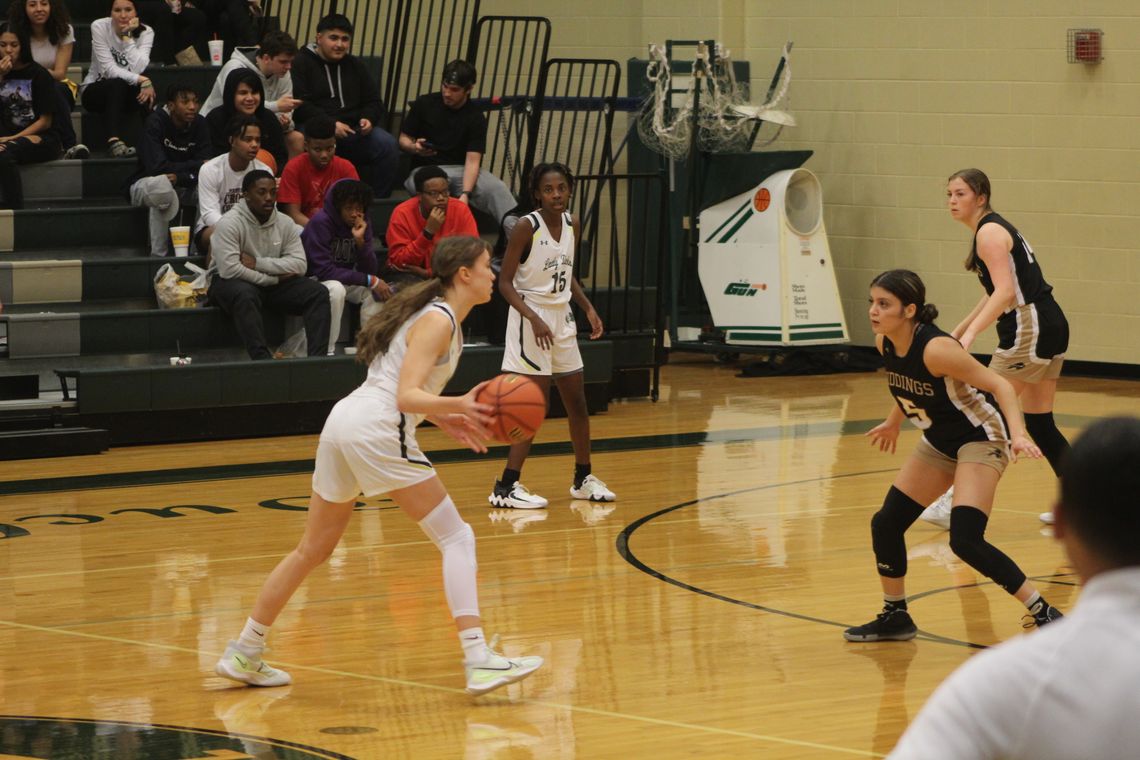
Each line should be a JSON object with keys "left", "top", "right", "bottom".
{"left": 477, "top": 374, "right": 546, "bottom": 443}
{"left": 256, "top": 149, "right": 277, "bottom": 175}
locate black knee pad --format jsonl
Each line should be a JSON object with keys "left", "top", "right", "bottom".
{"left": 949, "top": 506, "right": 1027, "bottom": 595}
{"left": 871, "top": 486, "right": 924, "bottom": 578}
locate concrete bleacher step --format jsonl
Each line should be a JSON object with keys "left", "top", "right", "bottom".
{"left": 51, "top": 340, "right": 613, "bottom": 444}
{"left": 2, "top": 254, "right": 204, "bottom": 306}
{"left": 1, "top": 299, "right": 249, "bottom": 358}
{"left": 0, "top": 426, "right": 109, "bottom": 460}
{"left": 22, "top": 158, "right": 137, "bottom": 202}
{"left": 2, "top": 205, "right": 147, "bottom": 252}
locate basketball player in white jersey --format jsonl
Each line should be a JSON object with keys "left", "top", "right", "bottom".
{"left": 488, "top": 162, "right": 615, "bottom": 509}
{"left": 213, "top": 236, "right": 544, "bottom": 696}
{"left": 921, "top": 169, "right": 1071, "bottom": 528}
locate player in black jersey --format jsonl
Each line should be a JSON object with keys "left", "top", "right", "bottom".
{"left": 844, "top": 270, "right": 1063, "bottom": 642}
{"left": 921, "top": 169, "right": 1070, "bottom": 527}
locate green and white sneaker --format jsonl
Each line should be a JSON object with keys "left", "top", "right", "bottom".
{"left": 465, "top": 643, "right": 543, "bottom": 696}
{"left": 214, "top": 641, "right": 292, "bottom": 687}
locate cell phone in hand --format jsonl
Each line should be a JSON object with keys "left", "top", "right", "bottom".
{"left": 422, "top": 140, "right": 439, "bottom": 151}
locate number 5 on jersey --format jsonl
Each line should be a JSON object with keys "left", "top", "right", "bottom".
{"left": 898, "top": 398, "right": 932, "bottom": 429}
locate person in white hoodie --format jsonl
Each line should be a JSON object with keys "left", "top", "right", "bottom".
{"left": 80, "top": 0, "right": 155, "bottom": 157}
{"left": 207, "top": 168, "right": 330, "bottom": 360}
{"left": 202, "top": 30, "right": 302, "bottom": 158}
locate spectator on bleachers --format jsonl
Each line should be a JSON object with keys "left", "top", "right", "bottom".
{"left": 8, "top": 0, "right": 86, "bottom": 157}
{"left": 204, "top": 67, "right": 285, "bottom": 173}
{"left": 291, "top": 13, "right": 397, "bottom": 198}
{"left": 208, "top": 168, "right": 331, "bottom": 360}
{"left": 276, "top": 114, "right": 357, "bottom": 227}
{"left": 80, "top": 0, "right": 155, "bottom": 157}
{"left": 196, "top": 0, "right": 260, "bottom": 56}
{"left": 195, "top": 113, "right": 269, "bottom": 258}
{"left": 399, "top": 59, "right": 518, "bottom": 244}
{"left": 0, "top": 21, "right": 63, "bottom": 209}
{"left": 385, "top": 165, "right": 477, "bottom": 283}
{"left": 125, "top": 83, "right": 210, "bottom": 255}
{"left": 202, "top": 30, "right": 301, "bottom": 158}
{"left": 135, "top": 0, "right": 206, "bottom": 66}
{"left": 296, "top": 178, "right": 388, "bottom": 354}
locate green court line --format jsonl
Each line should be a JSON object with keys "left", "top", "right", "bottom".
{"left": 0, "top": 414, "right": 1099, "bottom": 497}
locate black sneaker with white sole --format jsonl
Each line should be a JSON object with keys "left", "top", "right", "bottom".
{"left": 843, "top": 608, "right": 918, "bottom": 642}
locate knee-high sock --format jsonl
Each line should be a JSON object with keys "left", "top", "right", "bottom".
{"left": 949, "top": 506, "right": 1027, "bottom": 595}
{"left": 1024, "top": 412, "right": 1070, "bottom": 476}
{"left": 418, "top": 495, "right": 480, "bottom": 619}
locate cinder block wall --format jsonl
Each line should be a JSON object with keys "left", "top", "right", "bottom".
{"left": 482, "top": 0, "right": 1140, "bottom": 364}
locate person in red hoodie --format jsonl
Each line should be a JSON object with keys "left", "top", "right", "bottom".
{"left": 385, "top": 165, "right": 477, "bottom": 285}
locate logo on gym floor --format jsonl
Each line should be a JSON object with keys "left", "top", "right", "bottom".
{"left": 724, "top": 281, "right": 765, "bottom": 297}
{"left": 0, "top": 715, "right": 350, "bottom": 759}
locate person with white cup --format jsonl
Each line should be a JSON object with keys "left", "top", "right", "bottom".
{"left": 125, "top": 82, "right": 212, "bottom": 255}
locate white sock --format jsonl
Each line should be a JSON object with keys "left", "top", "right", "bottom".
{"left": 237, "top": 617, "right": 270, "bottom": 656}
{"left": 1024, "top": 591, "right": 1042, "bottom": 611}
{"left": 459, "top": 626, "right": 488, "bottom": 664}
{"left": 418, "top": 496, "right": 481, "bottom": 620}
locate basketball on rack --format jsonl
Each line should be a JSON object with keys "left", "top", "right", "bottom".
{"left": 476, "top": 374, "right": 546, "bottom": 443}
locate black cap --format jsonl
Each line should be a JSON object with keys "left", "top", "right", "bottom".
{"left": 442, "top": 60, "right": 476, "bottom": 88}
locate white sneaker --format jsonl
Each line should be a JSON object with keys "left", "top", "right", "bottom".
{"left": 1039, "top": 511, "right": 1055, "bottom": 525}
{"left": 569, "top": 474, "right": 616, "bottom": 502}
{"left": 918, "top": 488, "right": 953, "bottom": 530}
{"left": 465, "top": 643, "right": 543, "bottom": 696}
{"left": 214, "top": 641, "right": 292, "bottom": 687}
{"left": 488, "top": 481, "right": 548, "bottom": 509}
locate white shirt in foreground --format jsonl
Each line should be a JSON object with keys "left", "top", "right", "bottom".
{"left": 890, "top": 566, "right": 1140, "bottom": 759}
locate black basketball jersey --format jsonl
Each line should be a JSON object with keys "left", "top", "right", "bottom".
{"left": 972, "top": 212, "right": 1057, "bottom": 331}
{"left": 883, "top": 323, "right": 1009, "bottom": 457}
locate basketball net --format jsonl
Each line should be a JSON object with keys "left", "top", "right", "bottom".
{"left": 636, "top": 41, "right": 794, "bottom": 160}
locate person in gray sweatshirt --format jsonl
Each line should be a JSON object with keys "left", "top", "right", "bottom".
{"left": 207, "top": 169, "right": 330, "bottom": 359}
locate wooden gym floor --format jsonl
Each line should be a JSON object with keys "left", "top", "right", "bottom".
{"left": 2, "top": 356, "right": 1137, "bottom": 759}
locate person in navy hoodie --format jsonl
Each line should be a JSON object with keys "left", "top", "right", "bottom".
{"left": 293, "top": 178, "right": 393, "bottom": 355}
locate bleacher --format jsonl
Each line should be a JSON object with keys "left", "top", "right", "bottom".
{"left": 0, "top": 0, "right": 665, "bottom": 458}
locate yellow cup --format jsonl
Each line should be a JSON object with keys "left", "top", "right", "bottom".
{"left": 170, "top": 226, "right": 191, "bottom": 257}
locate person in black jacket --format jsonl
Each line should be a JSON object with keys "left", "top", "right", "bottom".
{"left": 291, "top": 13, "right": 397, "bottom": 197}
{"left": 205, "top": 67, "right": 286, "bottom": 173}
{"left": 126, "top": 83, "right": 212, "bottom": 255}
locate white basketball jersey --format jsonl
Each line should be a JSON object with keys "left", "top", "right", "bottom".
{"left": 354, "top": 299, "right": 461, "bottom": 429}
{"left": 512, "top": 211, "right": 574, "bottom": 307}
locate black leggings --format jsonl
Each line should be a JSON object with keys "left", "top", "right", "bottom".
{"left": 81, "top": 79, "right": 150, "bottom": 142}
{"left": 0, "top": 135, "right": 63, "bottom": 209}
{"left": 136, "top": 1, "right": 210, "bottom": 64}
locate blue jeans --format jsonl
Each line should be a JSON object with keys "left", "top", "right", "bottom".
{"left": 337, "top": 128, "right": 399, "bottom": 198}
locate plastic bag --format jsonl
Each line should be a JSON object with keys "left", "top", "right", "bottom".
{"left": 154, "top": 262, "right": 209, "bottom": 309}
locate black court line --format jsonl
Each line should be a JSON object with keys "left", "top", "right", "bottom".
{"left": 616, "top": 472, "right": 1080, "bottom": 650}
{"left": 0, "top": 715, "right": 354, "bottom": 760}
{"left": 0, "top": 413, "right": 1100, "bottom": 497}
{"left": 0, "top": 419, "right": 877, "bottom": 496}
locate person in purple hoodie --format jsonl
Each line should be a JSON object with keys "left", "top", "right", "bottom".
{"left": 293, "top": 178, "right": 393, "bottom": 355}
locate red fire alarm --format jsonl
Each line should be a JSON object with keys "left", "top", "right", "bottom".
{"left": 1067, "top": 28, "right": 1103, "bottom": 64}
